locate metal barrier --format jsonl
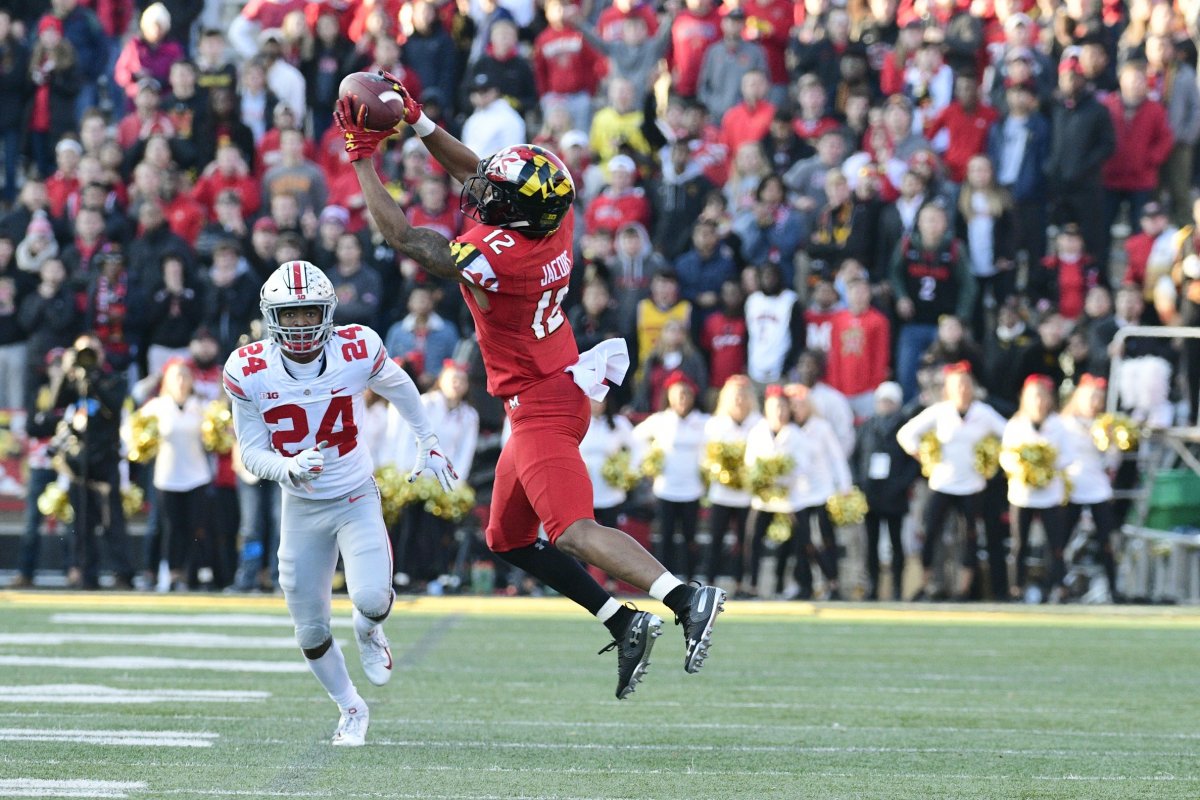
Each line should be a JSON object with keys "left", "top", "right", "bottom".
{"left": 1106, "top": 326, "right": 1200, "bottom": 601}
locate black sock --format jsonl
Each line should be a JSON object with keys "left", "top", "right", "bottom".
{"left": 604, "top": 605, "right": 635, "bottom": 639}
{"left": 663, "top": 584, "right": 696, "bottom": 614}
{"left": 493, "top": 540, "right": 613, "bottom": 616}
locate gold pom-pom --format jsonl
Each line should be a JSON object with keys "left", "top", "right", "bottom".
{"left": 1003, "top": 442, "right": 1058, "bottom": 490}
{"left": 374, "top": 465, "right": 408, "bottom": 526}
{"left": 601, "top": 449, "right": 641, "bottom": 492}
{"left": 917, "top": 430, "right": 941, "bottom": 478}
{"left": 127, "top": 410, "right": 160, "bottom": 464}
{"left": 640, "top": 447, "right": 665, "bottom": 479}
{"left": 200, "top": 400, "right": 235, "bottom": 454}
{"left": 974, "top": 435, "right": 1001, "bottom": 479}
{"left": 1092, "top": 413, "right": 1140, "bottom": 453}
{"left": 826, "top": 486, "right": 869, "bottom": 526}
{"left": 766, "top": 513, "right": 793, "bottom": 543}
{"left": 37, "top": 484, "right": 73, "bottom": 523}
{"left": 747, "top": 455, "right": 796, "bottom": 503}
{"left": 703, "top": 441, "right": 747, "bottom": 489}
{"left": 425, "top": 482, "right": 476, "bottom": 521}
{"left": 121, "top": 484, "right": 145, "bottom": 518}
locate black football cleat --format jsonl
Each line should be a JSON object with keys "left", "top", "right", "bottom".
{"left": 599, "top": 610, "right": 663, "bottom": 699}
{"left": 675, "top": 584, "right": 727, "bottom": 674}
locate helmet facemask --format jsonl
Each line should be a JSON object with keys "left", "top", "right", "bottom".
{"left": 262, "top": 299, "right": 336, "bottom": 355}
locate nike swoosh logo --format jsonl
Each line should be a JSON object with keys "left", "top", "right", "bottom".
{"left": 331, "top": 387, "right": 348, "bottom": 394}
{"left": 696, "top": 591, "right": 708, "bottom": 615}
{"left": 348, "top": 494, "right": 366, "bottom": 503}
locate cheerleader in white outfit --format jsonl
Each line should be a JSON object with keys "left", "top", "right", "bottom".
{"left": 136, "top": 359, "right": 213, "bottom": 590}
{"left": 784, "top": 384, "right": 853, "bottom": 599}
{"left": 1059, "top": 374, "right": 1120, "bottom": 600}
{"left": 580, "top": 397, "right": 635, "bottom": 530}
{"left": 1001, "top": 375, "right": 1072, "bottom": 601}
{"left": 703, "top": 375, "right": 762, "bottom": 595}
{"left": 896, "top": 362, "right": 1008, "bottom": 600}
{"left": 632, "top": 371, "right": 711, "bottom": 581}
{"left": 744, "top": 387, "right": 803, "bottom": 597}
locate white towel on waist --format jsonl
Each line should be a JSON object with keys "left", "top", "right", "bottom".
{"left": 565, "top": 339, "right": 630, "bottom": 401}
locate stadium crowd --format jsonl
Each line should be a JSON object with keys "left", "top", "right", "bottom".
{"left": 2, "top": 0, "right": 1199, "bottom": 602}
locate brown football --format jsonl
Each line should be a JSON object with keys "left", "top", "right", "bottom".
{"left": 337, "top": 72, "right": 404, "bottom": 131}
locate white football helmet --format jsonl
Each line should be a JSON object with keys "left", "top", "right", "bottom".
{"left": 261, "top": 261, "right": 337, "bottom": 354}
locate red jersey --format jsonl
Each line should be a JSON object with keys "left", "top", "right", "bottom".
{"left": 669, "top": 9, "right": 721, "bottom": 98}
{"left": 804, "top": 308, "right": 837, "bottom": 352}
{"left": 700, "top": 312, "right": 748, "bottom": 388}
{"left": 826, "top": 307, "right": 890, "bottom": 397}
{"left": 453, "top": 208, "right": 580, "bottom": 398}
{"left": 597, "top": 3, "right": 658, "bottom": 42}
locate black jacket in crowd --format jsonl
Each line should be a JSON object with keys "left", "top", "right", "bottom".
{"left": 1045, "top": 90, "right": 1116, "bottom": 193}
{"left": 853, "top": 410, "right": 920, "bottom": 517}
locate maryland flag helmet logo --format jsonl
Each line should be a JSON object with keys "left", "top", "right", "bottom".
{"left": 460, "top": 144, "right": 575, "bottom": 236}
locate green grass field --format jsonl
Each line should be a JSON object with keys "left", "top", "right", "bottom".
{"left": 0, "top": 593, "right": 1197, "bottom": 800}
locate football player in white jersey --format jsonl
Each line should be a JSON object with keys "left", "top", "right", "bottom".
{"left": 224, "top": 261, "right": 456, "bottom": 747}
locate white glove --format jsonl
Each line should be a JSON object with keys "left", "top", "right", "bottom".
{"left": 409, "top": 434, "right": 458, "bottom": 492}
{"left": 288, "top": 441, "right": 328, "bottom": 484}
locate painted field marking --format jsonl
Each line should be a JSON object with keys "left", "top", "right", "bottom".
{"left": 0, "top": 779, "right": 147, "bottom": 798}
{"left": 0, "top": 632, "right": 303, "bottom": 649}
{"left": 0, "top": 685, "right": 270, "bottom": 705}
{"left": 0, "top": 728, "right": 217, "bottom": 747}
{"left": 0, "top": 655, "right": 306, "bottom": 674}
{"left": 4, "top": 591, "right": 1198, "bottom": 628}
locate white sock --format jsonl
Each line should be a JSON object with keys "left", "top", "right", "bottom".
{"left": 648, "top": 572, "right": 684, "bottom": 602}
{"left": 305, "top": 639, "right": 360, "bottom": 710}
{"left": 352, "top": 608, "right": 377, "bottom": 639}
{"left": 595, "top": 597, "right": 622, "bottom": 623}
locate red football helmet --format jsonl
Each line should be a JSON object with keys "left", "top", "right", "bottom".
{"left": 460, "top": 144, "right": 575, "bottom": 236}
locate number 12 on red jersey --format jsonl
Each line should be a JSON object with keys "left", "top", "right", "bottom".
{"left": 532, "top": 286, "right": 569, "bottom": 339}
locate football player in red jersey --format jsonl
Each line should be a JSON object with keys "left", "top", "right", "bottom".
{"left": 335, "top": 74, "right": 726, "bottom": 699}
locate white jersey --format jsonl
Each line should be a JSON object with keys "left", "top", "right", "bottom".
{"left": 745, "top": 289, "right": 797, "bottom": 383}
{"left": 224, "top": 324, "right": 394, "bottom": 500}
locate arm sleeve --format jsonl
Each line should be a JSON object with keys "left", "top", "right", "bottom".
{"left": 895, "top": 405, "right": 936, "bottom": 455}
{"left": 454, "top": 409, "right": 480, "bottom": 480}
{"left": 827, "top": 423, "right": 853, "bottom": 492}
{"left": 367, "top": 357, "right": 435, "bottom": 443}
{"left": 232, "top": 398, "right": 298, "bottom": 487}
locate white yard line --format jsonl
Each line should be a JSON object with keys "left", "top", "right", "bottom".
{"left": 0, "top": 655, "right": 307, "bottom": 674}
{"left": 50, "top": 613, "right": 346, "bottom": 628}
{"left": 0, "top": 728, "right": 218, "bottom": 748}
{"left": 0, "top": 632, "right": 302, "bottom": 649}
{"left": 0, "top": 779, "right": 147, "bottom": 798}
{"left": 0, "top": 685, "right": 269, "bottom": 705}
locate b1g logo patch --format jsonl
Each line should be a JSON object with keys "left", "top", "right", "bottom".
{"left": 260, "top": 391, "right": 280, "bottom": 400}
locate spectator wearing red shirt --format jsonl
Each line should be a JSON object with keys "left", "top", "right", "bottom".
{"left": 191, "top": 144, "right": 261, "bottom": 222}
{"left": 740, "top": 0, "right": 792, "bottom": 98}
{"left": 255, "top": 103, "right": 316, "bottom": 176}
{"left": 924, "top": 72, "right": 998, "bottom": 184}
{"left": 584, "top": 155, "right": 653, "bottom": 234}
{"left": 719, "top": 70, "right": 775, "bottom": 165}
{"left": 791, "top": 75, "right": 841, "bottom": 147}
{"left": 597, "top": 0, "right": 659, "bottom": 42}
{"left": 1028, "top": 224, "right": 1105, "bottom": 321}
{"left": 113, "top": 4, "right": 184, "bottom": 105}
{"left": 1101, "top": 61, "right": 1174, "bottom": 253}
{"left": 669, "top": 0, "right": 721, "bottom": 98}
{"left": 827, "top": 277, "right": 891, "bottom": 419}
{"left": 1122, "top": 201, "right": 1177, "bottom": 301}
{"left": 46, "top": 139, "right": 82, "bottom": 220}
{"left": 227, "top": 0, "right": 309, "bottom": 60}
{"left": 162, "top": 175, "right": 205, "bottom": 247}
{"left": 804, "top": 278, "right": 841, "bottom": 353}
{"left": 116, "top": 78, "right": 176, "bottom": 151}
{"left": 534, "top": 0, "right": 604, "bottom": 130}
{"left": 700, "top": 279, "right": 749, "bottom": 389}
{"left": 407, "top": 176, "right": 463, "bottom": 242}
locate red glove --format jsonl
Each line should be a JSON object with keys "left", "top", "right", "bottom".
{"left": 378, "top": 70, "right": 423, "bottom": 126}
{"left": 333, "top": 96, "right": 396, "bottom": 162}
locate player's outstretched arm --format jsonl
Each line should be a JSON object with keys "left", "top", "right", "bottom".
{"left": 376, "top": 71, "right": 481, "bottom": 185}
{"left": 350, "top": 160, "right": 463, "bottom": 283}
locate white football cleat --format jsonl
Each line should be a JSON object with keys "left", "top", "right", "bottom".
{"left": 354, "top": 611, "right": 393, "bottom": 686}
{"left": 331, "top": 703, "right": 369, "bottom": 747}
